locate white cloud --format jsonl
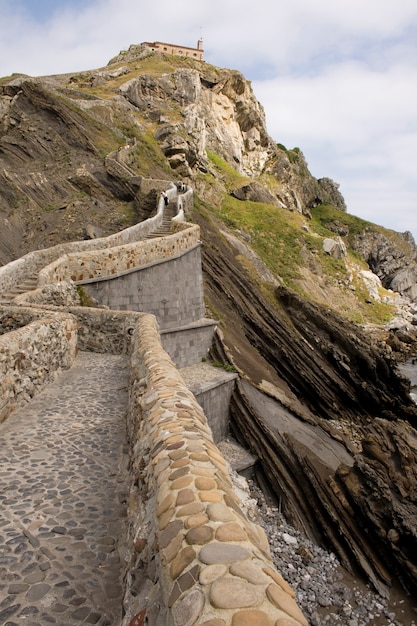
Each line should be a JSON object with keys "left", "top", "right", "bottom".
{"left": 0, "top": 0, "right": 416, "bottom": 238}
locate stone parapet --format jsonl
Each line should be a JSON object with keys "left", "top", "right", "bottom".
{"left": 0, "top": 177, "right": 179, "bottom": 295}
{"left": 0, "top": 306, "right": 77, "bottom": 423}
{"left": 124, "top": 313, "right": 308, "bottom": 626}
{"left": 38, "top": 224, "right": 200, "bottom": 285}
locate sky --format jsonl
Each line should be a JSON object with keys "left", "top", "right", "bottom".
{"left": 1, "top": 0, "right": 416, "bottom": 239}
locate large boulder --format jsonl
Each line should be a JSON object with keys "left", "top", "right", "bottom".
{"left": 323, "top": 237, "right": 347, "bottom": 259}
{"left": 231, "top": 182, "right": 280, "bottom": 205}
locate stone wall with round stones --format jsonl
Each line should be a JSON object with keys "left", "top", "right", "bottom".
{"left": 123, "top": 313, "right": 308, "bottom": 626}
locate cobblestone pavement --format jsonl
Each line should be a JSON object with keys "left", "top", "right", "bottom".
{"left": 0, "top": 352, "right": 130, "bottom": 626}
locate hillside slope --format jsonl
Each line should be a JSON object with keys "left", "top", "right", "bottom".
{"left": 2, "top": 45, "right": 417, "bottom": 603}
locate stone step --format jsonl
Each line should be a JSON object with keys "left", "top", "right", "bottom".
{"left": 0, "top": 275, "right": 39, "bottom": 303}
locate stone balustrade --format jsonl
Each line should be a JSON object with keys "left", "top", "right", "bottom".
{"left": 124, "top": 313, "right": 308, "bottom": 626}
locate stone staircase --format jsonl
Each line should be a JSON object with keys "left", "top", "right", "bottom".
{"left": 144, "top": 203, "right": 177, "bottom": 238}
{"left": 0, "top": 273, "right": 39, "bottom": 305}
{"left": 0, "top": 203, "right": 179, "bottom": 305}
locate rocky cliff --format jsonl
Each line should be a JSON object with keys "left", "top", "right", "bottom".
{"left": 2, "top": 44, "right": 417, "bottom": 604}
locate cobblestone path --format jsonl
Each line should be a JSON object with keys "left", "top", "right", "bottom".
{"left": 0, "top": 352, "right": 130, "bottom": 626}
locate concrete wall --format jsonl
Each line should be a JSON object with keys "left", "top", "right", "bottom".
{"left": 160, "top": 319, "right": 218, "bottom": 368}
{"left": 82, "top": 245, "right": 205, "bottom": 331}
{"left": 191, "top": 373, "right": 238, "bottom": 443}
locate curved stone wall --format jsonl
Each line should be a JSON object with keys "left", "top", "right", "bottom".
{"left": 38, "top": 224, "right": 200, "bottom": 286}
{"left": 124, "top": 313, "right": 308, "bottom": 626}
{"left": 0, "top": 177, "right": 174, "bottom": 295}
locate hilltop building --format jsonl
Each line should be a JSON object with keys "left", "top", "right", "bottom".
{"left": 141, "top": 39, "right": 204, "bottom": 61}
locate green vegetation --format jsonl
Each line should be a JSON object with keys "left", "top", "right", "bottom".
{"left": 133, "top": 131, "right": 173, "bottom": 177}
{"left": 310, "top": 203, "right": 373, "bottom": 242}
{"left": 217, "top": 194, "right": 305, "bottom": 286}
{"left": 76, "top": 285, "right": 96, "bottom": 307}
{"left": 276, "top": 143, "right": 301, "bottom": 163}
{"left": 206, "top": 151, "right": 250, "bottom": 191}
{"left": 198, "top": 153, "right": 396, "bottom": 325}
{"left": 211, "top": 360, "right": 237, "bottom": 373}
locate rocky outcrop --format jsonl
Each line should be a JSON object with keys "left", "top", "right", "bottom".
{"left": 198, "top": 208, "right": 417, "bottom": 595}
{"left": 231, "top": 182, "right": 281, "bottom": 206}
{"left": 119, "top": 67, "right": 274, "bottom": 178}
{"left": 353, "top": 228, "right": 417, "bottom": 301}
{"left": 263, "top": 148, "right": 347, "bottom": 215}
{"left": 336, "top": 418, "right": 417, "bottom": 596}
{"left": 322, "top": 237, "right": 347, "bottom": 259}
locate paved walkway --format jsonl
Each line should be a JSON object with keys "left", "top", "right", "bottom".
{"left": 0, "top": 352, "right": 130, "bottom": 626}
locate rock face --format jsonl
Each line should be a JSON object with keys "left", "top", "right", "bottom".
{"left": 231, "top": 182, "right": 280, "bottom": 206}
{"left": 197, "top": 208, "right": 417, "bottom": 597}
{"left": 323, "top": 237, "right": 347, "bottom": 259}
{"left": 120, "top": 66, "right": 273, "bottom": 178}
{"left": 353, "top": 228, "right": 417, "bottom": 301}
{"left": 336, "top": 418, "right": 417, "bottom": 597}
{"left": 0, "top": 80, "right": 144, "bottom": 263}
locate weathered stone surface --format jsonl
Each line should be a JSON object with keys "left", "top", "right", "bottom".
{"left": 159, "top": 520, "right": 184, "bottom": 549}
{"left": 170, "top": 546, "right": 197, "bottom": 580}
{"left": 231, "top": 561, "right": 268, "bottom": 584}
{"left": 185, "top": 513, "right": 209, "bottom": 529}
{"left": 275, "top": 618, "right": 303, "bottom": 626}
{"left": 210, "top": 577, "right": 261, "bottom": 609}
{"left": 231, "top": 609, "right": 274, "bottom": 626}
{"left": 263, "top": 567, "right": 295, "bottom": 598}
{"left": 266, "top": 584, "right": 308, "bottom": 626}
{"left": 170, "top": 475, "right": 194, "bottom": 490}
{"left": 215, "top": 522, "right": 247, "bottom": 542}
{"left": 176, "top": 489, "right": 195, "bottom": 506}
{"left": 207, "top": 502, "right": 237, "bottom": 522}
{"left": 195, "top": 476, "right": 217, "bottom": 490}
{"left": 185, "top": 525, "right": 214, "bottom": 545}
{"left": 231, "top": 182, "right": 280, "bottom": 206}
{"left": 177, "top": 502, "right": 205, "bottom": 516}
{"left": 199, "top": 542, "right": 251, "bottom": 564}
{"left": 322, "top": 237, "right": 346, "bottom": 259}
{"left": 168, "top": 564, "right": 200, "bottom": 607}
{"left": 199, "top": 491, "right": 223, "bottom": 502}
{"left": 156, "top": 493, "right": 175, "bottom": 517}
{"left": 161, "top": 534, "right": 183, "bottom": 565}
{"left": 172, "top": 588, "right": 205, "bottom": 626}
{"left": 199, "top": 563, "right": 228, "bottom": 585}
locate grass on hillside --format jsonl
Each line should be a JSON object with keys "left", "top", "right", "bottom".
{"left": 201, "top": 153, "right": 395, "bottom": 325}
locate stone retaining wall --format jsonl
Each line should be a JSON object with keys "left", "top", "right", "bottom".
{"left": 188, "top": 374, "right": 238, "bottom": 444}
{"left": 0, "top": 177, "right": 175, "bottom": 295}
{"left": 0, "top": 306, "right": 77, "bottom": 423}
{"left": 38, "top": 224, "right": 200, "bottom": 286}
{"left": 124, "top": 313, "right": 308, "bottom": 626}
{"left": 81, "top": 242, "right": 204, "bottom": 330}
{"left": 160, "top": 319, "right": 218, "bottom": 368}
